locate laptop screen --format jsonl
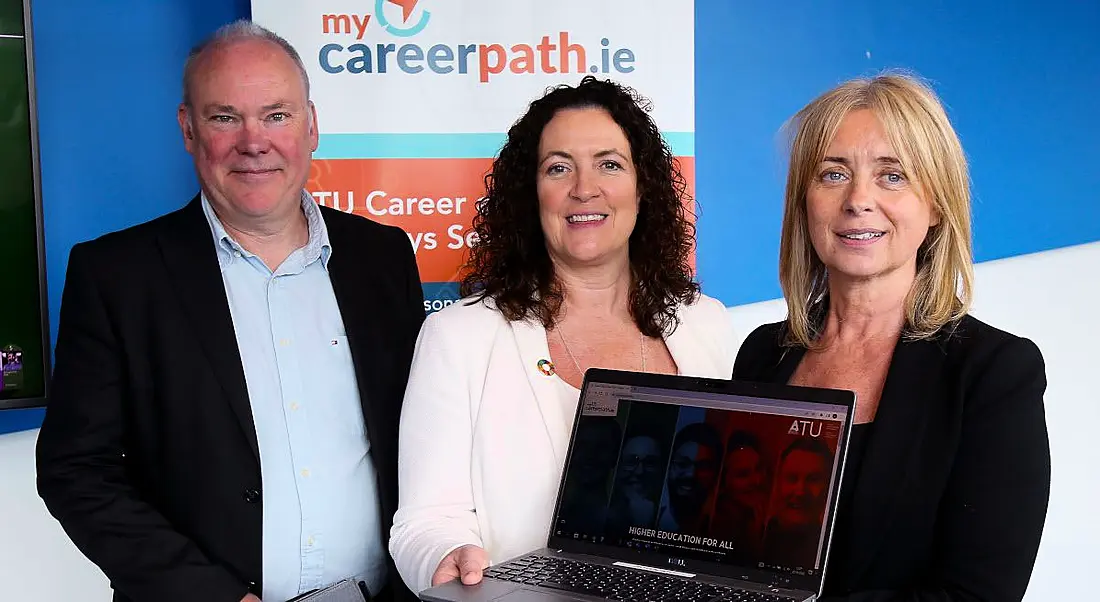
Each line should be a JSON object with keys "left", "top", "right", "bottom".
{"left": 550, "top": 375, "right": 851, "bottom": 584}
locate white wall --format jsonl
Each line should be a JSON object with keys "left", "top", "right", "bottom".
{"left": 1, "top": 241, "right": 1096, "bottom": 601}
{"left": 0, "top": 429, "right": 111, "bottom": 600}
{"left": 968, "top": 242, "right": 1100, "bottom": 598}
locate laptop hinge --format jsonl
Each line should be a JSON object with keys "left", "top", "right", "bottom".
{"left": 612, "top": 561, "right": 696, "bottom": 578}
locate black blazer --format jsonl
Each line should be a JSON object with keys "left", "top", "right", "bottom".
{"left": 36, "top": 196, "right": 426, "bottom": 602}
{"left": 733, "top": 315, "right": 1050, "bottom": 601}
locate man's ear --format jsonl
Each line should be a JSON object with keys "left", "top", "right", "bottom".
{"left": 178, "top": 104, "right": 196, "bottom": 151}
{"left": 308, "top": 100, "right": 319, "bottom": 152}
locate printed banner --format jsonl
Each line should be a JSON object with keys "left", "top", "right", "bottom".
{"left": 252, "top": 0, "right": 695, "bottom": 312}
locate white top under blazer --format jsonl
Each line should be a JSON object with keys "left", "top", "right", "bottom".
{"left": 389, "top": 293, "right": 737, "bottom": 592}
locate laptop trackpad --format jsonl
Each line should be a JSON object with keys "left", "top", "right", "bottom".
{"left": 494, "top": 589, "right": 586, "bottom": 602}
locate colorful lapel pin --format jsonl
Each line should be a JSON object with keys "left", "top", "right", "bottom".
{"left": 537, "top": 359, "right": 555, "bottom": 376}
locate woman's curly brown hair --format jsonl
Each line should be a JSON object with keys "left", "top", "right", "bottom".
{"left": 459, "top": 76, "right": 699, "bottom": 338}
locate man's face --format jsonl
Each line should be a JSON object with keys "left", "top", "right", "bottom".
{"left": 616, "top": 436, "right": 662, "bottom": 498}
{"left": 178, "top": 39, "right": 318, "bottom": 225}
{"left": 775, "top": 450, "right": 828, "bottom": 528}
{"left": 723, "top": 447, "right": 766, "bottom": 507}
{"left": 668, "top": 441, "right": 720, "bottom": 511}
{"left": 572, "top": 422, "right": 619, "bottom": 486}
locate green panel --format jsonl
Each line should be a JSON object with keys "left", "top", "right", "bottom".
{"left": 0, "top": 35, "right": 46, "bottom": 405}
{"left": 0, "top": 0, "right": 24, "bottom": 37}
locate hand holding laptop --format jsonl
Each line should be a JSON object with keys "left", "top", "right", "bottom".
{"left": 433, "top": 544, "right": 490, "bottom": 586}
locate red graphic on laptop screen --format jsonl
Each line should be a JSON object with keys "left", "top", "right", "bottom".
{"left": 556, "top": 396, "right": 842, "bottom": 575}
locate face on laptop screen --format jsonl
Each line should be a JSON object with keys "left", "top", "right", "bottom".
{"left": 552, "top": 381, "right": 849, "bottom": 578}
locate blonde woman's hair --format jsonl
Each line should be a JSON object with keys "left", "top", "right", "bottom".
{"left": 779, "top": 72, "right": 974, "bottom": 347}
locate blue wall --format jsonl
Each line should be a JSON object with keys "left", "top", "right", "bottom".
{"left": 0, "top": 0, "right": 250, "bottom": 435}
{"left": 694, "top": 0, "right": 1100, "bottom": 305}
{"left": 4, "top": 0, "right": 1099, "bottom": 434}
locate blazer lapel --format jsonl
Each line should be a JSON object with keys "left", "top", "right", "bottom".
{"left": 157, "top": 197, "right": 259, "bottom": 461}
{"left": 845, "top": 337, "right": 945, "bottom": 583}
{"left": 665, "top": 309, "right": 724, "bottom": 377}
{"left": 324, "top": 220, "right": 388, "bottom": 453}
{"left": 510, "top": 318, "right": 570, "bottom": 462}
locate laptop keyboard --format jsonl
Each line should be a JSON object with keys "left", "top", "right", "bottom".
{"left": 482, "top": 555, "right": 801, "bottom": 602}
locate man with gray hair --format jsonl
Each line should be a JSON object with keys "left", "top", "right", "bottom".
{"left": 36, "top": 19, "right": 424, "bottom": 602}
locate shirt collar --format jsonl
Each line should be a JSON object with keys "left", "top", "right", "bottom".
{"left": 200, "top": 190, "right": 333, "bottom": 271}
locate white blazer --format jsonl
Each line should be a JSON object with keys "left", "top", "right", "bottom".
{"left": 389, "top": 293, "right": 737, "bottom": 593}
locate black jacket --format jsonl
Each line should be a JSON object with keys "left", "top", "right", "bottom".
{"left": 37, "top": 196, "right": 425, "bottom": 602}
{"left": 733, "top": 315, "right": 1050, "bottom": 601}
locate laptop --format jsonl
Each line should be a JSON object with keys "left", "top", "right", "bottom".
{"left": 420, "top": 368, "right": 855, "bottom": 602}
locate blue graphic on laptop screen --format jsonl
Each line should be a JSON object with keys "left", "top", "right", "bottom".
{"left": 555, "top": 394, "right": 843, "bottom": 575}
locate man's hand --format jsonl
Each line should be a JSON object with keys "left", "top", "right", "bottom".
{"left": 241, "top": 594, "right": 261, "bottom": 601}
{"left": 432, "top": 544, "right": 489, "bottom": 586}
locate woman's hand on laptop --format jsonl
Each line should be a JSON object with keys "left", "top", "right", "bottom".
{"left": 433, "top": 544, "right": 489, "bottom": 587}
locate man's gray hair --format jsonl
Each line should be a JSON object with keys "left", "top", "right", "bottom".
{"left": 181, "top": 19, "right": 310, "bottom": 106}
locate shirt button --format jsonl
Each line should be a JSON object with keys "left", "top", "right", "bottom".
{"left": 242, "top": 488, "right": 261, "bottom": 504}
{"left": 279, "top": 339, "right": 291, "bottom": 346}
{"left": 234, "top": 251, "right": 242, "bottom": 258}
{"left": 300, "top": 469, "right": 310, "bottom": 478}
{"left": 307, "top": 535, "right": 315, "bottom": 547}
{"left": 290, "top": 402, "right": 300, "bottom": 411}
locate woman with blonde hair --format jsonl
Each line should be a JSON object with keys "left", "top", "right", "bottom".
{"left": 733, "top": 73, "right": 1050, "bottom": 600}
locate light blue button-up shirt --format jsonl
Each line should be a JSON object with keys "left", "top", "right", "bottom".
{"left": 202, "top": 191, "right": 386, "bottom": 602}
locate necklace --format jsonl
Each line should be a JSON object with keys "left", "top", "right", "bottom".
{"left": 557, "top": 325, "right": 647, "bottom": 374}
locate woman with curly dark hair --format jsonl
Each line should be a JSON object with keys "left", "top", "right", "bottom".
{"left": 390, "top": 77, "right": 736, "bottom": 593}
